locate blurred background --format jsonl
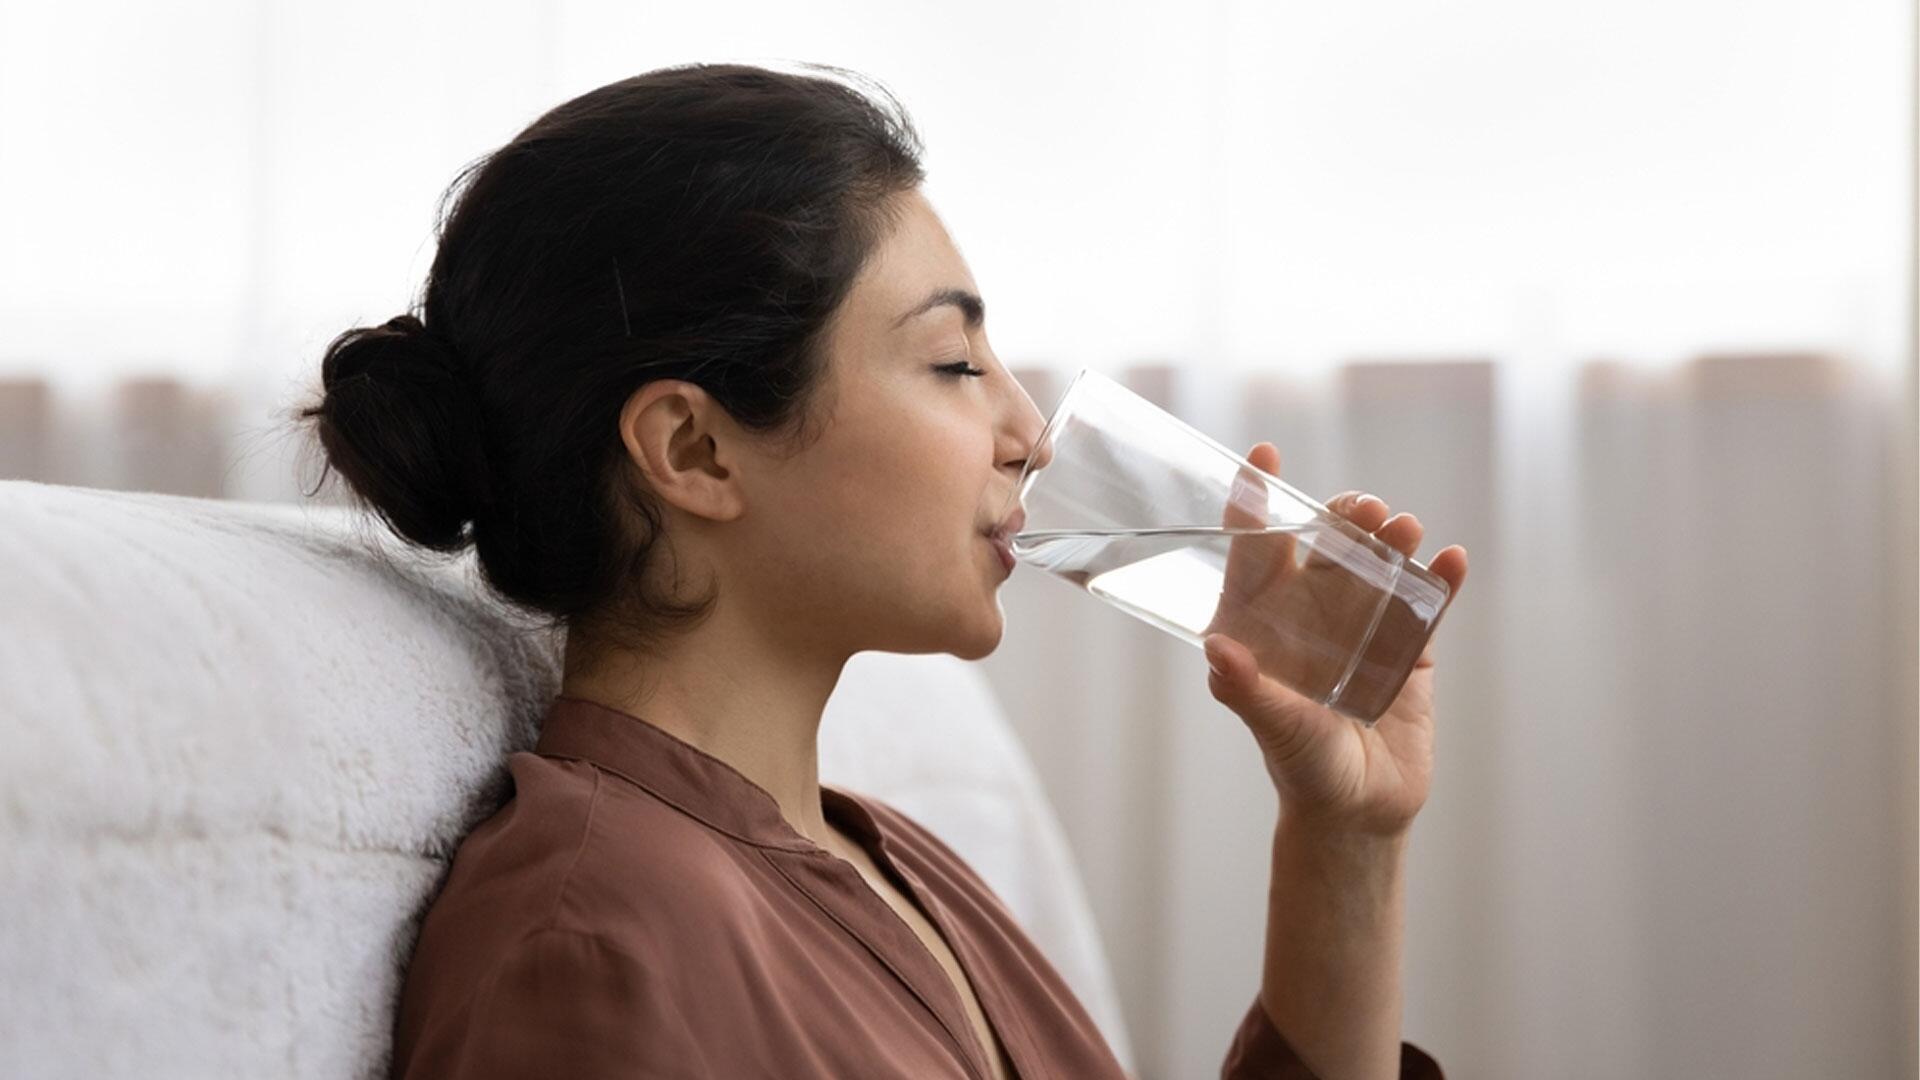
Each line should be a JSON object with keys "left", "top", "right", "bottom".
{"left": 2, "top": 1, "right": 1914, "bottom": 1077}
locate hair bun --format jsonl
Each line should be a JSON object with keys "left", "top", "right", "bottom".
{"left": 307, "top": 312, "right": 495, "bottom": 551}
{"left": 345, "top": 313, "right": 464, "bottom": 386}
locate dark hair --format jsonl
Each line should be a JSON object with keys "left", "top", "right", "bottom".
{"left": 294, "top": 61, "right": 925, "bottom": 659}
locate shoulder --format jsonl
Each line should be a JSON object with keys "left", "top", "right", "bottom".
{"left": 400, "top": 924, "right": 713, "bottom": 1077}
{"left": 423, "top": 752, "right": 770, "bottom": 953}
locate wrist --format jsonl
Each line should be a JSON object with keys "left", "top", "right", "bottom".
{"left": 1274, "top": 814, "right": 1412, "bottom": 864}
{"left": 1276, "top": 805, "right": 1415, "bottom": 847}
{"left": 1261, "top": 809, "right": 1411, "bottom": 1078}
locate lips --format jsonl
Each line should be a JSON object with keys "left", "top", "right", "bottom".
{"left": 989, "top": 506, "right": 1027, "bottom": 543}
{"left": 988, "top": 532, "right": 1016, "bottom": 572}
{"left": 985, "top": 506, "right": 1024, "bottom": 574}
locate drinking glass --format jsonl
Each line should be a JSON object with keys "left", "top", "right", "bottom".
{"left": 990, "top": 368, "right": 1455, "bottom": 725}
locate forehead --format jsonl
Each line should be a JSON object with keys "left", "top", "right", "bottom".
{"left": 839, "top": 190, "right": 977, "bottom": 339}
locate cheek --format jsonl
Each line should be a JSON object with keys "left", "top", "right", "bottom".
{"left": 781, "top": 396, "right": 994, "bottom": 586}
{"left": 756, "top": 454, "right": 947, "bottom": 586}
{"left": 844, "top": 410, "right": 983, "bottom": 526}
{"left": 841, "top": 479, "right": 983, "bottom": 609}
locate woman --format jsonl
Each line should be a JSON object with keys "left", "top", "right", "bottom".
{"left": 301, "top": 61, "right": 1466, "bottom": 1080}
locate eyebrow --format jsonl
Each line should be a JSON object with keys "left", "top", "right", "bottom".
{"left": 892, "top": 287, "right": 985, "bottom": 331}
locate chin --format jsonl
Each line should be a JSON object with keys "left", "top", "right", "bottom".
{"left": 947, "top": 634, "right": 1000, "bottom": 663}
{"left": 869, "top": 590, "right": 1005, "bottom": 660}
{"left": 945, "top": 602, "right": 1006, "bottom": 661}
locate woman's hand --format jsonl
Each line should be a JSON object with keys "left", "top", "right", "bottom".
{"left": 1201, "top": 442, "right": 1469, "bottom": 836}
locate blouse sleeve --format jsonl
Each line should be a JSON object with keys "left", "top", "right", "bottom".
{"left": 1220, "top": 995, "right": 1445, "bottom": 1079}
{"left": 445, "top": 927, "right": 709, "bottom": 1080}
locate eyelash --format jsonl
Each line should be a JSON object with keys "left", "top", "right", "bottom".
{"left": 934, "top": 361, "right": 988, "bottom": 379}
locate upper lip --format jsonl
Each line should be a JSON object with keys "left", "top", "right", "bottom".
{"left": 986, "top": 506, "right": 1027, "bottom": 541}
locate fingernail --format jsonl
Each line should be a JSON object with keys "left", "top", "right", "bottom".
{"left": 1204, "top": 638, "right": 1226, "bottom": 676}
{"left": 1357, "top": 495, "right": 1383, "bottom": 511}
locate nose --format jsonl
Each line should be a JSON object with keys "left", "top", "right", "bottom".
{"left": 1000, "top": 381, "right": 1055, "bottom": 478}
{"left": 1015, "top": 431, "right": 1055, "bottom": 476}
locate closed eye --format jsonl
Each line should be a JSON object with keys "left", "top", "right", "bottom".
{"left": 933, "top": 361, "right": 988, "bottom": 379}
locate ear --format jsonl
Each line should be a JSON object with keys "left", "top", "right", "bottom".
{"left": 617, "top": 380, "right": 747, "bottom": 524}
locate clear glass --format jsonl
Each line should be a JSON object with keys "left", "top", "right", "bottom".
{"left": 992, "top": 368, "right": 1455, "bottom": 725}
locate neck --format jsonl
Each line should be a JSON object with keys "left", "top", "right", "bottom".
{"left": 559, "top": 606, "right": 850, "bottom": 848}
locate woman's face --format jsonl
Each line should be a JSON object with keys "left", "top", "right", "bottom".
{"left": 726, "top": 187, "right": 1051, "bottom": 661}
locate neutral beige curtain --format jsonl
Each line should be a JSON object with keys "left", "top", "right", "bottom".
{"left": 3, "top": 353, "right": 1910, "bottom": 1078}
{"left": 980, "top": 356, "right": 1916, "bottom": 1079}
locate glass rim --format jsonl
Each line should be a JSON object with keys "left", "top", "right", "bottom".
{"left": 994, "top": 366, "right": 1344, "bottom": 536}
{"left": 997, "top": 365, "right": 1097, "bottom": 531}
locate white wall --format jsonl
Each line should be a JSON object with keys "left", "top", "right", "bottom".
{"left": 0, "top": 0, "right": 1907, "bottom": 398}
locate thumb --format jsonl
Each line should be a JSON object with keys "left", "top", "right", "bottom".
{"left": 1203, "top": 633, "right": 1331, "bottom": 766}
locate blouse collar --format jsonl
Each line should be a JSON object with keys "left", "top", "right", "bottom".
{"left": 532, "top": 693, "right": 882, "bottom": 855}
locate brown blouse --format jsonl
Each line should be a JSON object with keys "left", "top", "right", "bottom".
{"left": 390, "top": 695, "right": 1444, "bottom": 1078}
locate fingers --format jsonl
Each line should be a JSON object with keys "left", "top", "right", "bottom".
{"left": 1377, "top": 512, "right": 1424, "bottom": 557}
{"left": 1325, "top": 490, "right": 1391, "bottom": 533}
{"left": 1223, "top": 460, "right": 1271, "bottom": 527}
{"left": 1219, "top": 444, "right": 1297, "bottom": 603}
{"left": 1324, "top": 491, "right": 1426, "bottom": 559}
{"left": 1235, "top": 446, "right": 1465, "bottom": 590}
{"left": 1411, "top": 547, "right": 1469, "bottom": 669}
{"left": 1311, "top": 468, "right": 1473, "bottom": 603}
{"left": 1428, "top": 544, "right": 1469, "bottom": 596}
